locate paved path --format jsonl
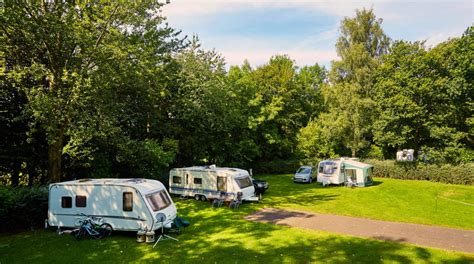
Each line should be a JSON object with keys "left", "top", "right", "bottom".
{"left": 244, "top": 208, "right": 474, "bottom": 253}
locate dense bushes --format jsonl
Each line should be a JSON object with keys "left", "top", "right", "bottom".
{"left": 250, "top": 159, "right": 303, "bottom": 175}
{"left": 366, "top": 159, "right": 474, "bottom": 185}
{"left": 0, "top": 186, "right": 48, "bottom": 232}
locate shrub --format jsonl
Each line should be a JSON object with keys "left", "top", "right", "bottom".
{"left": 365, "top": 159, "right": 474, "bottom": 185}
{"left": 0, "top": 186, "right": 48, "bottom": 232}
{"left": 250, "top": 159, "right": 302, "bottom": 174}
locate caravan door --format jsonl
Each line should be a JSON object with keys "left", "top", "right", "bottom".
{"left": 217, "top": 176, "right": 227, "bottom": 193}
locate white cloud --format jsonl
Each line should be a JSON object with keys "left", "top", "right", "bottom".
{"left": 423, "top": 27, "right": 469, "bottom": 48}
{"left": 221, "top": 49, "right": 338, "bottom": 67}
{"left": 292, "top": 26, "right": 339, "bottom": 50}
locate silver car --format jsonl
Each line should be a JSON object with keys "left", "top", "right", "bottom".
{"left": 293, "top": 166, "right": 316, "bottom": 183}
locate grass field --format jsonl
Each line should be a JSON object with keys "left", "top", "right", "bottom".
{"left": 0, "top": 176, "right": 473, "bottom": 263}
{"left": 260, "top": 175, "right": 474, "bottom": 229}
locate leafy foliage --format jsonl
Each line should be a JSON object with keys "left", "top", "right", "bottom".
{"left": 0, "top": 186, "right": 48, "bottom": 231}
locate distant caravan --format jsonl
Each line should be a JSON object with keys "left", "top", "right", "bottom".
{"left": 396, "top": 149, "right": 415, "bottom": 161}
{"left": 317, "top": 158, "right": 374, "bottom": 187}
{"left": 169, "top": 165, "right": 260, "bottom": 202}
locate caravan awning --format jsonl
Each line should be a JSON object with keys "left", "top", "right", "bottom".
{"left": 343, "top": 160, "right": 373, "bottom": 170}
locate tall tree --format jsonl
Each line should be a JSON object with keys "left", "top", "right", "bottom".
{"left": 322, "top": 9, "right": 389, "bottom": 157}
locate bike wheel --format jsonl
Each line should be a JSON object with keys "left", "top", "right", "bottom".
{"left": 73, "top": 228, "right": 83, "bottom": 241}
{"left": 99, "top": 223, "right": 113, "bottom": 238}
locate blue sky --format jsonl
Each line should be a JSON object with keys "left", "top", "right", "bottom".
{"left": 162, "top": 0, "right": 473, "bottom": 68}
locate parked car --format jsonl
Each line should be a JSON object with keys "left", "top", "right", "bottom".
{"left": 293, "top": 166, "right": 316, "bottom": 183}
{"left": 251, "top": 177, "right": 269, "bottom": 194}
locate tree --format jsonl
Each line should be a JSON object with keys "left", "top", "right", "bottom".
{"left": 307, "top": 8, "right": 390, "bottom": 157}
{"left": 246, "top": 56, "right": 324, "bottom": 160}
{"left": 1, "top": 2, "right": 183, "bottom": 182}
{"left": 167, "top": 37, "right": 233, "bottom": 165}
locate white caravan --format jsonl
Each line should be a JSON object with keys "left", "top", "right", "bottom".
{"left": 396, "top": 149, "right": 415, "bottom": 161}
{"left": 317, "top": 158, "right": 374, "bottom": 187}
{"left": 169, "top": 165, "right": 259, "bottom": 202}
{"left": 48, "top": 178, "right": 177, "bottom": 231}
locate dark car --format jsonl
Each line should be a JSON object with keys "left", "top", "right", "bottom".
{"left": 252, "top": 177, "right": 269, "bottom": 195}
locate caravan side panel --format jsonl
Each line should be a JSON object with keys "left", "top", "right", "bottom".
{"left": 48, "top": 184, "right": 152, "bottom": 231}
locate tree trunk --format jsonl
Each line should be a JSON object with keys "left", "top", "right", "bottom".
{"left": 11, "top": 162, "right": 21, "bottom": 186}
{"left": 351, "top": 149, "right": 356, "bottom": 157}
{"left": 27, "top": 162, "right": 37, "bottom": 186}
{"left": 47, "top": 129, "right": 64, "bottom": 183}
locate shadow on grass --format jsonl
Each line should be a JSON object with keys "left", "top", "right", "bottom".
{"left": 2, "top": 198, "right": 473, "bottom": 264}
{"left": 370, "top": 180, "right": 384, "bottom": 187}
{"left": 244, "top": 209, "right": 314, "bottom": 224}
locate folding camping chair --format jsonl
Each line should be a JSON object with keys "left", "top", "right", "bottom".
{"left": 345, "top": 176, "right": 356, "bottom": 188}
{"left": 229, "top": 192, "right": 243, "bottom": 209}
{"left": 212, "top": 192, "right": 226, "bottom": 208}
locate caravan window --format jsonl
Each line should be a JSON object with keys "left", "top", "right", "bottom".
{"left": 194, "top": 178, "right": 202, "bottom": 184}
{"left": 235, "top": 176, "right": 252, "bottom": 189}
{"left": 75, "top": 195, "right": 87, "bottom": 207}
{"left": 123, "top": 192, "right": 133, "bottom": 211}
{"left": 146, "top": 190, "right": 172, "bottom": 211}
{"left": 172, "top": 176, "right": 182, "bottom": 184}
{"left": 322, "top": 163, "right": 337, "bottom": 174}
{"left": 61, "top": 196, "right": 72, "bottom": 208}
{"left": 318, "top": 166, "right": 323, "bottom": 173}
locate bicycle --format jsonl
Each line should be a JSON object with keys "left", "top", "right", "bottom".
{"left": 71, "top": 214, "right": 113, "bottom": 240}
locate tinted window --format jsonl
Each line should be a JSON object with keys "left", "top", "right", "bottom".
{"left": 123, "top": 192, "right": 133, "bottom": 211}
{"left": 61, "top": 196, "right": 72, "bottom": 208}
{"left": 75, "top": 195, "right": 86, "bottom": 207}
{"left": 172, "top": 176, "right": 182, "bottom": 184}
{"left": 146, "top": 190, "right": 172, "bottom": 211}
{"left": 235, "top": 176, "right": 252, "bottom": 188}
{"left": 194, "top": 178, "right": 202, "bottom": 184}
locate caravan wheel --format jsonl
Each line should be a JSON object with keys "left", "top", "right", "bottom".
{"left": 200, "top": 195, "right": 207, "bottom": 201}
{"left": 194, "top": 195, "right": 200, "bottom": 201}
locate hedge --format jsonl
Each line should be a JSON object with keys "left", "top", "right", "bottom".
{"left": 0, "top": 186, "right": 48, "bottom": 232}
{"left": 365, "top": 159, "right": 474, "bottom": 185}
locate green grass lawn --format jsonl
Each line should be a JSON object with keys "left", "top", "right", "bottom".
{"left": 0, "top": 176, "right": 473, "bottom": 263}
{"left": 259, "top": 175, "right": 474, "bottom": 229}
